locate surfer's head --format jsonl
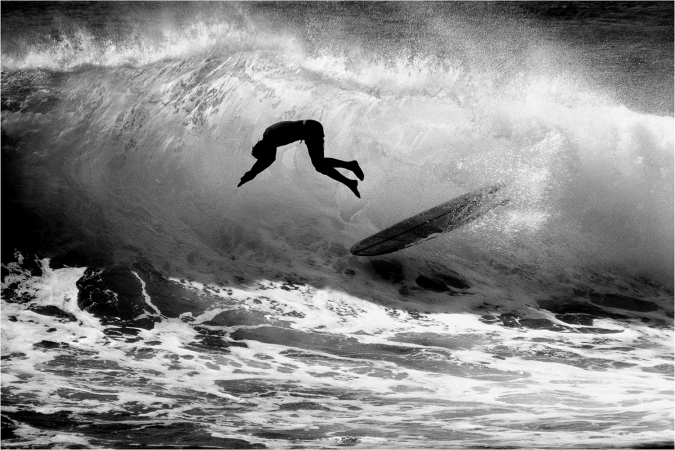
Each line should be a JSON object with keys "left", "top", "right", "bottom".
{"left": 252, "top": 140, "right": 270, "bottom": 159}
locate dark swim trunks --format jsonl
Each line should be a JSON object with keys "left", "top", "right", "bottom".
{"left": 262, "top": 120, "right": 324, "bottom": 147}
{"left": 302, "top": 120, "right": 324, "bottom": 142}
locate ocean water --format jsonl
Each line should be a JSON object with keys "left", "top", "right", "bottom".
{"left": 1, "top": 2, "right": 673, "bottom": 448}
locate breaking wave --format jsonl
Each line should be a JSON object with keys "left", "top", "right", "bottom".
{"left": 2, "top": 2, "right": 673, "bottom": 293}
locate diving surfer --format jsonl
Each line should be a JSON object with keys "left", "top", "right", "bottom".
{"left": 237, "top": 120, "right": 364, "bottom": 198}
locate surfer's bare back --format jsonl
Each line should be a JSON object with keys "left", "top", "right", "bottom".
{"left": 237, "top": 120, "right": 364, "bottom": 198}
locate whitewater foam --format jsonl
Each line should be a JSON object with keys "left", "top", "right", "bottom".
{"left": 2, "top": 255, "right": 672, "bottom": 447}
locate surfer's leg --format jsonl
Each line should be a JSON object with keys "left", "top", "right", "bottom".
{"left": 319, "top": 167, "right": 360, "bottom": 197}
{"left": 318, "top": 167, "right": 360, "bottom": 198}
{"left": 307, "top": 140, "right": 360, "bottom": 198}
{"left": 313, "top": 160, "right": 361, "bottom": 198}
{"left": 304, "top": 133, "right": 364, "bottom": 182}
{"left": 323, "top": 158, "right": 364, "bottom": 181}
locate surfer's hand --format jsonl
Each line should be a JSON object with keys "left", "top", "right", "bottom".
{"left": 237, "top": 172, "right": 254, "bottom": 187}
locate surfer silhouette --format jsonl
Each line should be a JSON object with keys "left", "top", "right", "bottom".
{"left": 237, "top": 120, "right": 364, "bottom": 198}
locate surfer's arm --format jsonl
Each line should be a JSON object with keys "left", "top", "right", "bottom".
{"left": 237, "top": 156, "right": 275, "bottom": 187}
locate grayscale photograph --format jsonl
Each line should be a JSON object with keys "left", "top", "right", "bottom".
{"left": 2, "top": 2, "right": 673, "bottom": 448}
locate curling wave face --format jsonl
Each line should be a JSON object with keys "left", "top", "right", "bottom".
{"left": 2, "top": 2, "right": 673, "bottom": 292}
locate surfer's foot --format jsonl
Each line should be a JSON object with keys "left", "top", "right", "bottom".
{"left": 350, "top": 161, "right": 364, "bottom": 181}
{"left": 347, "top": 179, "right": 361, "bottom": 198}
